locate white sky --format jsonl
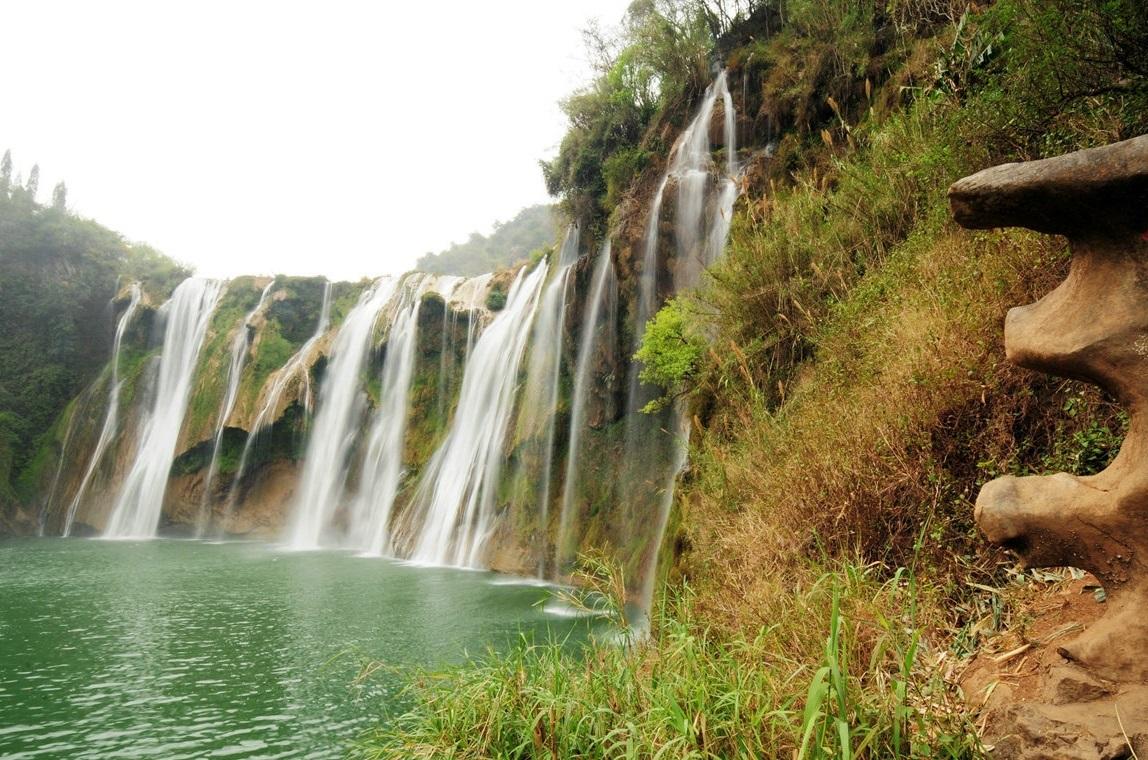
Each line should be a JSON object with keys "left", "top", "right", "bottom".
{"left": 3, "top": 1, "right": 631, "bottom": 281}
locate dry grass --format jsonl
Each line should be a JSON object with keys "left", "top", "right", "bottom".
{"left": 680, "top": 223, "right": 1081, "bottom": 632}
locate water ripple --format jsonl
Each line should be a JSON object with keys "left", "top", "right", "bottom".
{"left": 0, "top": 538, "right": 590, "bottom": 758}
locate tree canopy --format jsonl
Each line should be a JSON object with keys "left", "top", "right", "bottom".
{"left": 415, "top": 204, "right": 559, "bottom": 277}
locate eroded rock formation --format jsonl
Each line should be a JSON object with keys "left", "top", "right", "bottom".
{"left": 951, "top": 134, "right": 1148, "bottom": 758}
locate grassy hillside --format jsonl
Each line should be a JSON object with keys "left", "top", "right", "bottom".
{"left": 359, "top": 0, "right": 1148, "bottom": 756}
{"left": 414, "top": 204, "right": 560, "bottom": 276}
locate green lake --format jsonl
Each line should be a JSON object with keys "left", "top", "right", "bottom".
{"left": 0, "top": 539, "right": 589, "bottom": 758}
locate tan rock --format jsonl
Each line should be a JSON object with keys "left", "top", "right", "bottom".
{"left": 950, "top": 134, "right": 1148, "bottom": 756}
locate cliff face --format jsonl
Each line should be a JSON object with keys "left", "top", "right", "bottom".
{"left": 24, "top": 162, "right": 736, "bottom": 584}
{"left": 13, "top": 64, "right": 752, "bottom": 595}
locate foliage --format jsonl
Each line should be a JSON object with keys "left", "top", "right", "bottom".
{"left": 124, "top": 243, "right": 192, "bottom": 300}
{"left": 415, "top": 205, "right": 560, "bottom": 277}
{"left": 635, "top": 297, "right": 706, "bottom": 413}
{"left": 485, "top": 287, "right": 507, "bottom": 312}
{"left": 652, "top": 1, "right": 1147, "bottom": 660}
{"left": 955, "top": 0, "right": 1148, "bottom": 160}
{"left": 357, "top": 1, "right": 1148, "bottom": 753}
{"left": 542, "top": 0, "right": 713, "bottom": 231}
{"left": 355, "top": 562, "right": 980, "bottom": 759}
{"left": 266, "top": 277, "right": 329, "bottom": 344}
{"left": 0, "top": 154, "right": 185, "bottom": 512}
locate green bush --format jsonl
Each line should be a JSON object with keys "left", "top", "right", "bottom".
{"left": 542, "top": 0, "right": 712, "bottom": 231}
{"left": 485, "top": 287, "right": 507, "bottom": 312}
{"left": 635, "top": 297, "right": 705, "bottom": 413}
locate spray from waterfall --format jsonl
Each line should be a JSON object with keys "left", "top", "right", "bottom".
{"left": 104, "top": 279, "right": 224, "bottom": 539}
{"left": 406, "top": 263, "right": 548, "bottom": 567}
{"left": 195, "top": 279, "right": 276, "bottom": 537}
{"left": 286, "top": 278, "right": 399, "bottom": 550}
{"left": 348, "top": 275, "right": 432, "bottom": 555}
{"left": 515, "top": 226, "right": 580, "bottom": 577}
{"left": 62, "top": 283, "right": 142, "bottom": 536}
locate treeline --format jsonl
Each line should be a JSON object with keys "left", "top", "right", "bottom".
{"left": 414, "top": 204, "right": 558, "bottom": 276}
{"left": 0, "top": 150, "right": 187, "bottom": 512}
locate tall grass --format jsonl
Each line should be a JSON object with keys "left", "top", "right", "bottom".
{"left": 353, "top": 4, "right": 1147, "bottom": 756}
{"left": 355, "top": 561, "right": 981, "bottom": 759}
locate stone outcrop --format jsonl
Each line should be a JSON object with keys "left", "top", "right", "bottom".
{"left": 950, "top": 134, "right": 1148, "bottom": 758}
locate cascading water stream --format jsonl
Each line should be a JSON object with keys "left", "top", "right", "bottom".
{"left": 433, "top": 276, "right": 464, "bottom": 425}
{"left": 62, "top": 283, "right": 142, "bottom": 537}
{"left": 40, "top": 404, "right": 79, "bottom": 535}
{"left": 516, "top": 226, "right": 580, "bottom": 577}
{"left": 452, "top": 272, "right": 493, "bottom": 360}
{"left": 672, "top": 70, "right": 737, "bottom": 298}
{"left": 104, "top": 278, "right": 224, "bottom": 539}
{"left": 286, "top": 278, "right": 399, "bottom": 550}
{"left": 555, "top": 243, "right": 617, "bottom": 576}
{"left": 619, "top": 69, "right": 740, "bottom": 608}
{"left": 347, "top": 275, "right": 432, "bottom": 555}
{"left": 219, "top": 282, "right": 332, "bottom": 533}
{"left": 195, "top": 279, "right": 276, "bottom": 537}
{"left": 406, "top": 263, "right": 548, "bottom": 567}
{"left": 46, "top": 70, "right": 738, "bottom": 626}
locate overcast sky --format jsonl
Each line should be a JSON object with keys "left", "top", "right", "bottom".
{"left": 4, "top": 1, "right": 631, "bottom": 281}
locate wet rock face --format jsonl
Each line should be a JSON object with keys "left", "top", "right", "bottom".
{"left": 950, "top": 134, "right": 1148, "bottom": 757}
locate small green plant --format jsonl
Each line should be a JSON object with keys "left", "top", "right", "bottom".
{"left": 485, "top": 287, "right": 507, "bottom": 312}
{"left": 635, "top": 297, "right": 705, "bottom": 413}
{"left": 551, "top": 550, "right": 630, "bottom": 631}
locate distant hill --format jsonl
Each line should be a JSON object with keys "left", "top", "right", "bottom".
{"left": 416, "top": 205, "right": 560, "bottom": 276}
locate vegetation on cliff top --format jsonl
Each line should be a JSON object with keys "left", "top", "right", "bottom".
{"left": 363, "top": 0, "right": 1147, "bottom": 756}
{"left": 414, "top": 204, "right": 559, "bottom": 277}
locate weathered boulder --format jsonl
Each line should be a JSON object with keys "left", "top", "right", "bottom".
{"left": 951, "top": 134, "right": 1148, "bottom": 758}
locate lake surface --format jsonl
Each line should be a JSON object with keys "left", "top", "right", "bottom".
{"left": 0, "top": 539, "right": 589, "bottom": 758}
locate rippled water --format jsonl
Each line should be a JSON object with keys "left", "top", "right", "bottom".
{"left": 0, "top": 539, "right": 589, "bottom": 758}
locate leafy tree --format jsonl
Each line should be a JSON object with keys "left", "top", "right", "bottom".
{"left": 51, "top": 182, "right": 67, "bottom": 211}
{"left": 25, "top": 164, "right": 39, "bottom": 202}
{"left": 415, "top": 205, "right": 559, "bottom": 276}
{"left": 0, "top": 150, "right": 11, "bottom": 196}
{"left": 635, "top": 297, "right": 706, "bottom": 412}
{"left": 0, "top": 167, "right": 187, "bottom": 513}
{"left": 542, "top": 0, "right": 713, "bottom": 230}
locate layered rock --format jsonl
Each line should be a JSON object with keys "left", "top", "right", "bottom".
{"left": 951, "top": 134, "right": 1148, "bottom": 758}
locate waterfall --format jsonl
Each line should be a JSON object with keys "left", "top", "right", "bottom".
{"left": 673, "top": 69, "right": 737, "bottom": 290}
{"left": 451, "top": 272, "right": 493, "bottom": 360}
{"left": 433, "top": 276, "right": 464, "bottom": 425}
{"left": 406, "top": 263, "right": 548, "bottom": 567}
{"left": 62, "top": 283, "right": 142, "bottom": 536}
{"left": 219, "top": 282, "right": 332, "bottom": 533}
{"left": 555, "top": 243, "right": 617, "bottom": 575}
{"left": 618, "top": 69, "right": 739, "bottom": 598}
{"left": 195, "top": 279, "right": 276, "bottom": 536}
{"left": 346, "top": 274, "right": 433, "bottom": 555}
{"left": 286, "top": 277, "right": 400, "bottom": 550}
{"left": 104, "top": 278, "right": 224, "bottom": 539}
{"left": 40, "top": 403, "right": 79, "bottom": 535}
{"left": 47, "top": 70, "right": 740, "bottom": 615}
{"left": 515, "top": 227, "right": 580, "bottom": 577}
